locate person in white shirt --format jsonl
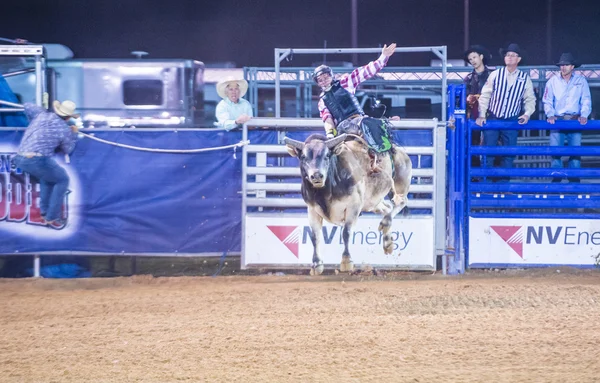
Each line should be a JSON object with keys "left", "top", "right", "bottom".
{"left": 476, "top": 43, "right": 536, "bottom": 179}
{"left": 542, "top": 53, "right": 592, "bottom": 183}
{"left": 215, "top": 77, "right": 253, "bottom": 130}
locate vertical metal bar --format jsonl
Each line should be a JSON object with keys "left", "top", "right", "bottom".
{"left": 253, "top": 70, "right": 259, "bottom": 117}
{"left": 546, "top": 0, "right": 553, "bottom": 63}
{"left": 441, "top": 47, "right": 447, "bottom": 123}
{"left": 296, "top": 83, "right": 301, "bottom": 117}
{"left": 35, "top": 55, "right": 42, "bottom": 106}
{"left": 464, "top": 0, "right": 470, "bottom": 51}
{"left": 275, "top": 49, "right": 281, "bottom": 118}
{"left": 464, "top": 91, "right": 471, "bottom": 268}
{"left": 434, "top": 119, "right": 447, "bottom": 270}
{"left": 240, "top": 122, "right": 249, "bottom": 269}
{"left": 455, "top": 113, "right": 465, "bottom": 273}
{"left": 351, "top": 0, "right": 358, "bottom": 65}
{"left": 304, "top": 73, "right": 311, "bottom": 118}
{"left": 446, "top": 85, "right": 456, "bottom": 263}
{"left": 33, "top": 255, "right": 41, "bottom": 278}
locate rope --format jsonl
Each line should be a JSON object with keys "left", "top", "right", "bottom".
{"left": 79, "top": 132, "right": 249, "bottom": 154}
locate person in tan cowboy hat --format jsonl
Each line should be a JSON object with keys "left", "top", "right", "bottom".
{"left": 215, "top": 76, "right": 253, "bottom": 130}
{"left": 13, "top": 100, "right": 80, "bottom": 227}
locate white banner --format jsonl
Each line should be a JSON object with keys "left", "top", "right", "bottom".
{"left": 469, "top": 217, "right": 600, "bottom": 267}
{"left": 244, "top": 215, "right": 435, "bottom": 269}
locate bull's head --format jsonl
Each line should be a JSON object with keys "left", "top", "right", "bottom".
{"left": 284, "top": 134, "right": 347, "bottom": 188}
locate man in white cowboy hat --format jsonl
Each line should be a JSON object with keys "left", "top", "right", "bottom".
{"left": 14, "top": 100, "right": 80, "bottom": 226}
{"left": 543, "top": 52, "right": 592, "bottom": 183}
{"left": 215, "top": 76, "right": 253, "bottom": 130}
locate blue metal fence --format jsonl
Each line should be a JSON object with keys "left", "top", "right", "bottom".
{"left": 448, "top": 84, "right": 600, "bottom": 271}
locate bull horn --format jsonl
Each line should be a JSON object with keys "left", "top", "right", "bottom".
{"left": 283, "top": 137, "right": 305, "bottom": 150}
{"left": 325, "top": 133, "right": 347, "bottom": 149}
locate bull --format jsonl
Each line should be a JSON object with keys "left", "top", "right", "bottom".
{"left": 284, "top": 134, "right": 412, "bottom": 275}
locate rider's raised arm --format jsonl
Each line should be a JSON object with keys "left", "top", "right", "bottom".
{"left": 339, "top": 43, "right": 395, "bottom": 95}
{"left": 339, "top": 54, "right": 389, "bottom": 95}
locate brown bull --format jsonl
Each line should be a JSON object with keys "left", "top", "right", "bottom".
{"left": 284, "top": 134, "right": 412, "bottom": 275}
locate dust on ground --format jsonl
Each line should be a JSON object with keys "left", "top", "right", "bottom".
{"left": 1, "top": 268, "right": 599, "bottom": 382}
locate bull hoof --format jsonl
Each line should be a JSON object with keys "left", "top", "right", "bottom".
{"left": 384, "top": 244, "right": 393, "bottom": 255}
{"left": 310, "top": 263, "right": 324, "bottom": 275}
{"left": 383, "top": 235, "right": 393, "bottom": 255}
{"left": 340, "top": 257, "right": 354, "bottom": 273}
{"left": 378, "top": 217, "right": 391, "bottom": 232}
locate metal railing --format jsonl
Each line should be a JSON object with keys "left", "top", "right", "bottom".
{"left": 240, "top": 117, "right": 448, "bottom": 272}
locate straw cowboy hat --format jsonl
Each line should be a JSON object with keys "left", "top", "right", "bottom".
{"left": 216, "top": 77, "right": 248, "bottom": 99}
{"left": 53, "top": 100, "right": 80, "bottom": 118}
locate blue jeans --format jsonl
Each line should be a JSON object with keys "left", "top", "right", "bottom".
{"left": 482, "top": 129, "right": 518, "bottom": 168}
{"left": 549, "top": 130, "right": 582, "bottom": 168}
{"left": 14, "top": 155, "right": 69, "bottom": 222}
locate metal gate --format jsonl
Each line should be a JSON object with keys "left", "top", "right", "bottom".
{"left": 241, "top": 117, "right": 446, "bottom": 271}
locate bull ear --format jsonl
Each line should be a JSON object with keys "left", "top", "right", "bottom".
{"left": 284, "top": 137, "right": 304, "bottom": 157}
{"left": 286, "top": 145, "right": 299, "bottom": 157}
{"left": 325, "top": 133, "right": 347, "bottom": 149}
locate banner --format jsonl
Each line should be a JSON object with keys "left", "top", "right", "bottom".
{"left": 469, "top": 217, "right": 600, "bottom": 267}
{"left": 0, "top": 130, "right": 275, "bottom": 255}
{"left": 244, "top": 215, "right": 435, "bottom": 269}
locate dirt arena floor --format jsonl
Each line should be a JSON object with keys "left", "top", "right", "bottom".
{"left": 1, "top": 268, "right": 600, "bottom": 383}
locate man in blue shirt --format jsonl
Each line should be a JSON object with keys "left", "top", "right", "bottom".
{"left": 215, "top": 77, "right": 253, "bottom": 130}
{"left": 543, "top": 53, "right": 592, "bottom": 183}
{"left": 14, "top": 100, "right": 80, "bottom": 226}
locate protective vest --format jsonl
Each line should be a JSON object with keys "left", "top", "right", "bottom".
{"left": 321, "top": 81, "right": 364, "bottom": 123}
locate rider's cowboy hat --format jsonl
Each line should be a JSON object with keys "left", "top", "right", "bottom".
{"left": 216, "top": 77, "right": 248, "bottom": 99}
{"left": 53, "top": 100, "right": 80, "bottom": 118}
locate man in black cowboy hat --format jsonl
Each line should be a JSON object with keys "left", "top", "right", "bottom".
{"left": 464, "top": 45, "right": 493, "bottom": 168}
{"left": 476, "top": 43, "right": 536, "bottom": 178}
{"left": 542, "top": 53, "right": 592, "bottom": 183}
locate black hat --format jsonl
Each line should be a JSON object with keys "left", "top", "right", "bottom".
{"left": 464, "top": 45, "right": 491, "bottom": 65}
{"left": 556, "top": 53, "right": 580, "bottom": 68}
{"left": 499, "top": 43, "right": 522, "bottom": 57}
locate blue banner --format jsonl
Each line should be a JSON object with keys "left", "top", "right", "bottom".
{"left": 0, "top": 130, "right": 274, "bottom": 255}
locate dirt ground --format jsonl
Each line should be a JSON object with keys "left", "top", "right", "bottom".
{"left": 1, "top": 268, "right": 600, "bottom": 383}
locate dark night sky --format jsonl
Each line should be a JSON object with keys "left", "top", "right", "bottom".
{"left": 4, "top": 0, "right": 600, "bottom": 67}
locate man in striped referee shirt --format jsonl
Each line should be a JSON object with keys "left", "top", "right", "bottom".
{"left": 475, "top": 43, "right": 536, "bottom": 178}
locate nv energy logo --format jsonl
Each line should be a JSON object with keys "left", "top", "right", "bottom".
{"left": 267, "top": 225, "right": 414, "bottom": 258}
{"left": 268, "top": 226, "right": 301, "bottom": 258}
{"left": 491, "top": 225, "right": 600, "bottom": 258}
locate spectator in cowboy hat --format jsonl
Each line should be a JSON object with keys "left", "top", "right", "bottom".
{"left": 13, "top": 100, "right": 80, "bottom": 227}
{"left": 464, "top": 45, "right": 493, "bottom": 168}
{"left": 543, "top": 52, "right": 592, "bottom": 183}
{"left": 476, "top": 43, "right": 536, "bottom": 181}
{"left": 215, "top": 76, "right": 253, "bottom": 130}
